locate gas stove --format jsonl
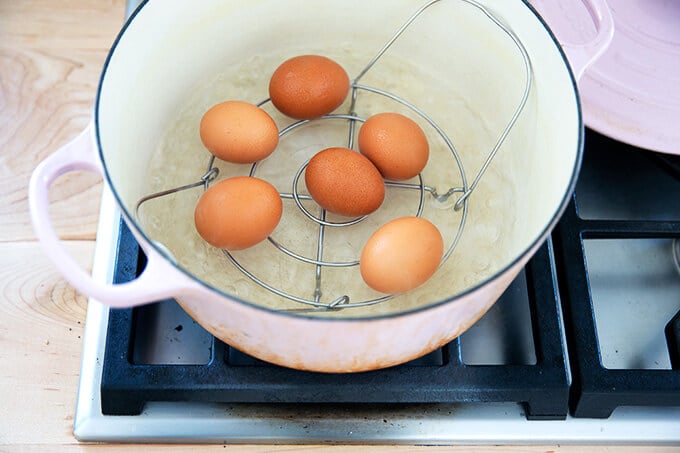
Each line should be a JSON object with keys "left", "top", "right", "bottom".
{"left": 71, "top": 1, "right": 680, "bottom": 444}
{"left": 73, "top": 130, "right": 680, "bottom": 444}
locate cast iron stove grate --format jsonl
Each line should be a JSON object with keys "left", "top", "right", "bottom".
{"left": 553, "top": 130, "right": 680, "bottom": 418}
{"left": 101, "top": 221, "right": 569, "bottom": 420}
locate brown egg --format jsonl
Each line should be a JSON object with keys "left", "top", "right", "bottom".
{"left": 269, "top": 55, "right": 350, "bottom": 119}
{"left": 305, "top": 147, "right": 384, "bottom": 217}
{"left": 358, "top": 112, "right": 429, "bottom": 180}
{"left": 360, "top": 216, "right": 443, "bottom": 294}
{"left": 194, "top": 176, "right": 282, "bottom": 250}
{"left": 200, "top": 101, "right": 279, "bottom": 164}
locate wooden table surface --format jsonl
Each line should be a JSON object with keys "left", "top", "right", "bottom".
{"left": 0, "top": 0, "right": 676, "bottom": 451}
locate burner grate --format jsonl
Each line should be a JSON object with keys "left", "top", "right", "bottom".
{"left": 101, "top": 219, "right": 569, "bottom": 420}
{"left": 553, "top": 131, "right": 680, "bottom": 418}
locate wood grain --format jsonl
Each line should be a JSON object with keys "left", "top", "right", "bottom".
{"left": 0, "top": 0, "right": 121, "bottom": 242}
{"left": 0, "top": 0, "right": 120, "bottom": 448}
{"left": 0, "top": 241, "right": 90, "bottom": 446}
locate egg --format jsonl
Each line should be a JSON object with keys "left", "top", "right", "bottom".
{"left": 360, "top": 216, "right": 444, "bottom": 294}
{"left": 269, "top": 55, "right": 350, "bottom": 120}
{"left": 194, "top": 176, "right": 282, "bottom": 250}
{"left": 200, "top": 101, "right": 279, "bottom": 164}
{"left": 305, "top": 147, "right": 385, "bottom": 217}
{"left": 358, "top": 112, "right": 430, "bottom": 180}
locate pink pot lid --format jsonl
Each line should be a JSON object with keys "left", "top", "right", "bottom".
{"left": 533, "top": 0, "right": 680, "bottom": 155}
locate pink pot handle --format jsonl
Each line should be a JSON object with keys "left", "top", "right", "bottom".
{"left": 29, "top": 123, "right": 189, "bottom": 308}
{"left": 532, "top": 0, "right": 614, "bottom": 81}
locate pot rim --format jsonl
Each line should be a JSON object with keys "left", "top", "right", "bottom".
{"left": 94, "top": 0, "right": 583, "bottom": 322}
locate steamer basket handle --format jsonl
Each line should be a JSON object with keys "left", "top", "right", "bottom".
{"left": 28, "top": 123, "right": 189, "bottom": 308}
{"left": 531, "top": 0, "right": 615, "bottom": 81}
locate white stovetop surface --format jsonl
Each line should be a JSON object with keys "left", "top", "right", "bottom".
{"left": 72, "top": 187, "right": 680, "bottom": 445}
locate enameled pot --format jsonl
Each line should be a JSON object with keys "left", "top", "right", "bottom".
{"left": 29, "top": 0, "right": 613, "bottom": 372}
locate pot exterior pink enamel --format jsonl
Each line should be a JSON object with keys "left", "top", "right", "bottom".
{"left": 174, "top": 254, "right": 527, "bottom": 372}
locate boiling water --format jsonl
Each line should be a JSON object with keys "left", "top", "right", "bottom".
{"left": 138, "top": 49, "right": 525, "bottom": 318}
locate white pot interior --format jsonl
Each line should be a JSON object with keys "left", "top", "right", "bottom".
{"left": 97, "top": 0, "right": 580, "bottom": 318}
